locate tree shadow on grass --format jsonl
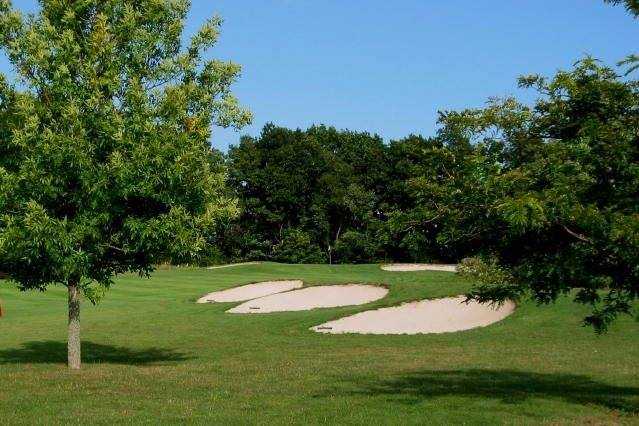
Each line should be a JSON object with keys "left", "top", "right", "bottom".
{"left": 320, "top": 369, "right": 639, "bottom": 414}
{"left": 0, "top": 341, "right": 190, "bottom": 365}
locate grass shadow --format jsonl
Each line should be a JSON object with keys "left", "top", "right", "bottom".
{"left": 0, "top": 340, "right": 190, "bottom": 365}
{"left": 321, "top": 369, "right": 639, "bottom": 413}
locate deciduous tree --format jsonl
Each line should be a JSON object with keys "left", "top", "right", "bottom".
{"left": 0, "top": 0, "right": 250, "bottom": 368}
{"left": 463, "top": 59, "right": 639, "bottom": 332}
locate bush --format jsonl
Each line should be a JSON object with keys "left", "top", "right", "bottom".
{"left": 333, "top": 231, "right": 381, "bottom": 263}
{"left": 272, "top": 228, "right": 327, "bottom": 263}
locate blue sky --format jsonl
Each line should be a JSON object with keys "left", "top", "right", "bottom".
{"left": 2, "top": 1, "right": 638, "bottom": 151}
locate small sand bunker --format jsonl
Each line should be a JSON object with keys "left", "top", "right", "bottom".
{"left": 381, "top": 263, "right": 457, "bottom": 272}
{"left": 197, "top": 280, "right": 303, "bottom": 303}
{"left": 312, "top": 296, "right": 515, "bottom": 335}
{"left": 227, "top": 284, "right": 388, "bottom": 314}
{"left": 207, "top": 262, "right": 261, "bottom": 270}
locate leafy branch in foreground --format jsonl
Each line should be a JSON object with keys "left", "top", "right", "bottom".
{"left": 604, "top": 1, "right": 639, "bottom": 73}
{"left": 460, "top": 59, "right": 639, "bottom": 333}
{"left": 604, "top": 0, "right": 639, "bottom": 18}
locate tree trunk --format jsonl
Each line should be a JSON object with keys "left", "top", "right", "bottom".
{"left": 67, "top": 280, "right": 81, "bottom": 370}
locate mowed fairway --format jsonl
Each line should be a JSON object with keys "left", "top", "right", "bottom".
{"left": 1, "top": 263, "right": 638, "bottom": 425}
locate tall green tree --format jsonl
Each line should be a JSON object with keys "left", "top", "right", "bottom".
{"left": 225, "top": 124, "right": 388, "bottom": 264}
{"left": 0, "top": 0, "right": 250, "bottom": 368}
{"left": 382, "top": 100, "right": 535, "bottom": 263}
{"left": 462, "top": 59, "right": 639, "bottom": 332}
{"left": 226, "top": 125, "right": 332, "bottom": 262}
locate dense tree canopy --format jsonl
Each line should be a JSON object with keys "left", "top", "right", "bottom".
{"left": 463, "top": 59, "right": 639, "bottom": 332}
{"left": 0, "top": 0, "right": 249, "bottom": 368}
{"left": 219, "top": 57, "right": 638, "bottom": 331}
{"left": 224, "top": 124, "right": 389, "bottom": 264}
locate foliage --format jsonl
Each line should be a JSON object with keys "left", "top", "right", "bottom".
{"left": 333, "top": 230, "right": 381, "bottom": 264}
{"left": 225, "top": 124, "right": 388, "bottom": 263}
{"left": 462, "top": 59, "right": 639, "bottom": 332}
{"left": 458, "top": 257, "right": 521, "bottom": 306}
{"left": 605, "top": 0, "right": 639, "bottom": 18}
{"left": 385, "top": 132, "right": 508, "bottom": 262}
{"left": 272, "top": 228, "right": 326, "bottom": 264}
{"left": 604, "top": 0, "right": 639, "bottom": 73}
{"left": 0, "top": 1, "right": 250, "bottom": 292}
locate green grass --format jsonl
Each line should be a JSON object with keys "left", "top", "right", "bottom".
{"left": 1, "top": 263, "right": 638, "bottom": 425}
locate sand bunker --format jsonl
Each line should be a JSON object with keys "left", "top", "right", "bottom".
{"left": 207, "top": 262, "right": 261, "bottom": 270}
{"left": 312, "top": 296, "right": 515, "bottom": 335}
{"left": 197, "top": 280, "right": 303, "bottom": 303}
{"left": 227, "top": 284, "right": 388, "bottom": 314}
{"left": 381, "top": 263, "right": 457, "bottom": 272}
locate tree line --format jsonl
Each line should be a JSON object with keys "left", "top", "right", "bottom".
{"left": 218, "top": 121, "right": 485, "bottom": 264}
{"left": 218, "top": 58, "right": 638, "bottom": 331}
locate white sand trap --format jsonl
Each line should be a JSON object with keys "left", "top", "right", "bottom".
{"left": 381, "top": 263, "right": 458, "bottom": 272}
{"left": 197, "top": 280, "right": 303, "bottom": 303}
{"left": 227, "top": 284, "right": 388, "bottom": 314}
{"left": 207, "top": 262, "right": 261, "bottom": 270}
{"left": 312, "top": 296, "right": 515, "bottom": 335}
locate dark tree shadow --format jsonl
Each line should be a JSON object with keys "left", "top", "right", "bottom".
{"left": 318, "top": 369, "right": 639, "bottom": 414}
{"left": 0, "top": 341, "right": 190, "bottom": 365}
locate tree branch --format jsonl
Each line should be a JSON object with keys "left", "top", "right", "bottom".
{"left": 562, "top": 224, "right": 592, "bottom": 243}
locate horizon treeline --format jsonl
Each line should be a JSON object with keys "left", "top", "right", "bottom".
{"left": 217, "top": 121, "right": 498, "bottom": 264}
{"left": 207, "top": 59, "right": 638, "bottom": 276}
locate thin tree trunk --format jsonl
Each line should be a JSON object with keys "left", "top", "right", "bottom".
{"left": 67, "top": 280, "right": 81, "bottom": 370}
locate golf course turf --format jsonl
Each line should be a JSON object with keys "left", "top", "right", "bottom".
{"left": 1, "top": 263, "right": 638, "bottom": 424}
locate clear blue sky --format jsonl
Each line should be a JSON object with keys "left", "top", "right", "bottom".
{"left": 1, "top": 1, "right": 638, "bottom": 151}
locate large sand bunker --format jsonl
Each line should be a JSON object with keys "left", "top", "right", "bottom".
{"left": 381, "top": 263, "right": 457, "bottom": 272}
{"left": 197, "top": 280, "right": 303, "bottom": 303}
{"left": 227, "top": 284, "right": 388, "bottom": 314}
{"left": 312, "top": 296, "right": 515, "bottom": 335}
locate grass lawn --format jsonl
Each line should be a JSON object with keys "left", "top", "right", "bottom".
{"left": 1, "top": 263, "right": 638, "bottom": 425}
